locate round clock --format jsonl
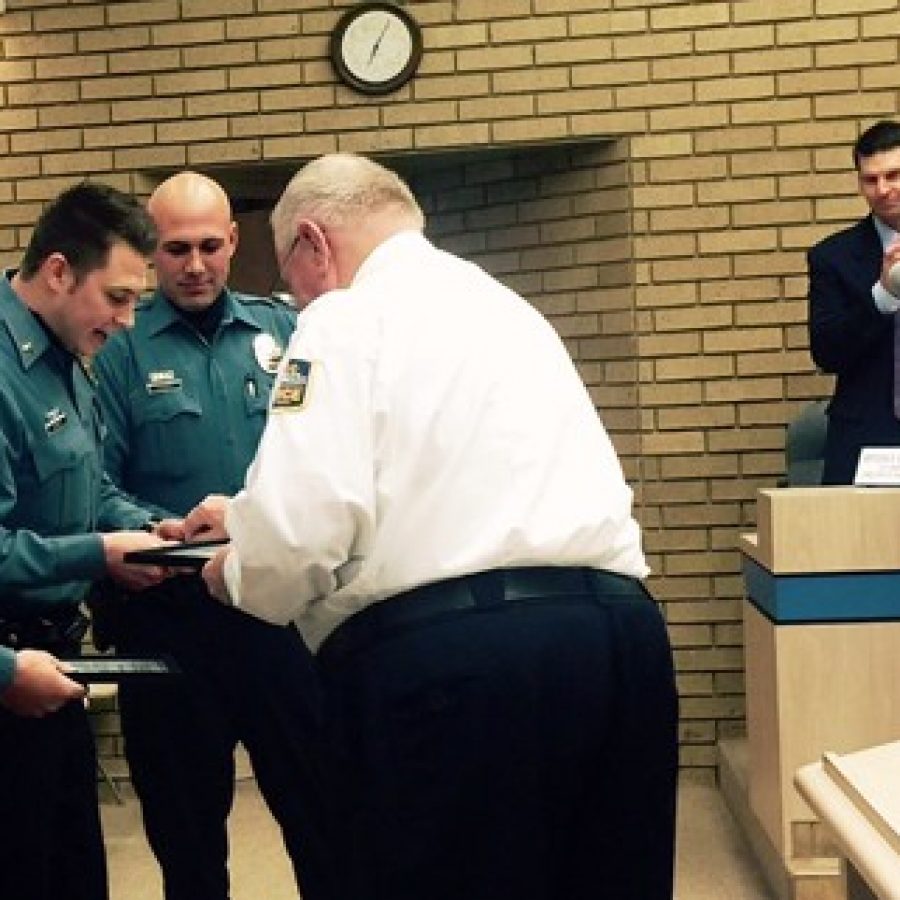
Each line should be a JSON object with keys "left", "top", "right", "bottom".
{"left": 330, "top": 3, "right": 423, "bottom": 95}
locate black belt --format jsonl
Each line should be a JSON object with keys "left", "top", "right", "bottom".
{"left": 0, "top": 609, "right": 89, "bottom": 653}
{"left": 318, "top": 565, "right": 641, "bottom": 668}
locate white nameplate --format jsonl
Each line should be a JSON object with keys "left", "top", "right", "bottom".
{"left": 854, "top": 447, "right": 900, "bottom": 486}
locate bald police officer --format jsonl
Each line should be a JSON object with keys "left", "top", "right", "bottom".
{"left": 92, "top": 172, "right": 334, "bottom": 900}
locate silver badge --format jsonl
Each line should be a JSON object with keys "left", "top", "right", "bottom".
{"left": 253, "top": 332, "right": 283, "bottom": 375}
{"left": 45, "top": 408, "right": 67, "bottom": 433}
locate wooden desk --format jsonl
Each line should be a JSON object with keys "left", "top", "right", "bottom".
{"left": 739, "top": 487, "right": 900, "bottom": 898}
{"left": 796, "top": 742, "right": 900, "bottom": 900}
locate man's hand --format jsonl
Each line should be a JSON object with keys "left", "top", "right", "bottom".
{"left": 155, "top": 518, "right": 186, "bottom": 541}
{"left": 102, "top": 531, "right": 172, "bottom": 590}
{"left": 182, "top": 494, "right": 231, "bottom": 541}
{"left": 0, "top": 649, "right": 85, "bottom": 717}
{"left": 881, "top": 240, "right": 900, "bottom": 294}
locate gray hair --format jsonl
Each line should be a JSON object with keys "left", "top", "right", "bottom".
{"left": 271, "top": 153, "right": 424, "bottom": 253}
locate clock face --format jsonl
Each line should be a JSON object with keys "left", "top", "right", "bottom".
{"left": 331, "top": 4, "right": 422, "bottom": 94}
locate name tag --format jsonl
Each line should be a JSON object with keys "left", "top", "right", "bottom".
{"left": 146, "top": 370, "right": 182, "bottom": 394}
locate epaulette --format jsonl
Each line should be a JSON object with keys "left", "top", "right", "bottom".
{"left": 235, "top": 292, "right": 297, "bottom": 312}
{"left": 233, "top": 291, "right": 273, "bottom": 308}
{"left": 270, "top": 292, "right": 297, "bottom": 310}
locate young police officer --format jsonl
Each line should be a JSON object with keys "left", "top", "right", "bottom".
{"left": 0, "top": 182, "right": 171, "bottom": 900}
{"left": 0, "top": 647, "right": 84, "bottom": 716}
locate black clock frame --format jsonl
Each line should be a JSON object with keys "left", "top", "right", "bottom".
{"left": 329, "top": 3, "right": 423, "bottom": 95}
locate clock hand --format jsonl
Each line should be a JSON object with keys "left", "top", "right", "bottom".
{"left": 368, "top": 20, "right": 390, "bottom": 65}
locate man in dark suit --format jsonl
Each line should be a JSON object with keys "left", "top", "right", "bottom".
{"left": 809, "top": 120, "right": 900, "bottom": 484}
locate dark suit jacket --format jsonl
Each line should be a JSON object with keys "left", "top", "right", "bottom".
{"left": 808, "top": 214, "right": 900, "bottom": 484}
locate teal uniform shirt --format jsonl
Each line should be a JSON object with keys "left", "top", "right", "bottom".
{"left": 0, "top": 647, "right": 13, "bottom": 689}
{"left": 93, "top": 288, "right": 296, "bottom": 518}
{"left": 0, "top": 274, "right": 153, "bottom": 684}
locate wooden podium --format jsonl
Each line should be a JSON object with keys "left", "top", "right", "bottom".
{"left": 740, "top": 487, "right": 900, "bottom": 899}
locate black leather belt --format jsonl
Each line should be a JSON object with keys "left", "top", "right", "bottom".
{"left": 318, "top": 565, "right": 641, "bottom": 668}
{"left": 0, "top": 609, "right": 89, "bottom": 653}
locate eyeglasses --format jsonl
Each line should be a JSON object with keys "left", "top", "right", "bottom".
{"left": 278, "top": 233, "right": 301, "bottom": 279}
{"left": 266, "top": 232, "right": 301, "bottom": 300}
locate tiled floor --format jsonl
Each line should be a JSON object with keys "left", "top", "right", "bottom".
{"left": 102, "top": 770, "right": 775, "bottom": 900}
{"left": 675, "top": 777, "right": 775, "bottom": 900}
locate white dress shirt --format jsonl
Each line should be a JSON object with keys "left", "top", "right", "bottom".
{"left": 871, "top": 216, "right": 899, "bottom": 313}
{"left": 224, "top": 230, "right": 648, "bottom": 650}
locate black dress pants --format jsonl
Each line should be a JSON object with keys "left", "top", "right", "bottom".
{"left": 112, "top": 577, "right": 337, "bottom": 900}
{"left": 0, "top": 699, "right": 108, "bottom": 900}
{"left": 318, "top": 567, "right": 679, "bottom": 900}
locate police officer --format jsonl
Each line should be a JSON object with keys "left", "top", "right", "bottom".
{"left": 0, "top": 181, "right": 171, "bottom": 900}
{"left": 188, "top": 154, "right": 679, "bottom": 900}
{"left": 92, "top": 172, "right": 334, "bottom": 900}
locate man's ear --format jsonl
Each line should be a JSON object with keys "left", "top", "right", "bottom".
{"left": 299, "top": 220, "right": 329, "bottom": 261}
{"left": 227, "top": 220, "right": 239, "bottom": 258}
{"left": 42, "top": 252, "right": 73, "bottom": 293}
{"left": 299, "top": 219, "right": 338, "bottom": 295}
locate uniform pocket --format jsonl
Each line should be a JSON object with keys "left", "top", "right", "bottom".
{"left": 129, "top": 388, "right": 202, "bottom": 478}
{"left": 24, "top": 424, "right": 95, "bottom": 533}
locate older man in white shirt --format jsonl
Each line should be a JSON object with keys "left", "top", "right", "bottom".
{"left": 186, "top": 152, "right": 678, "bottom": 900}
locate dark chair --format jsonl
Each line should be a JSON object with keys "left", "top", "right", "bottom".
{"left": 783, "top": 400, "right": 828, "bottom": 487}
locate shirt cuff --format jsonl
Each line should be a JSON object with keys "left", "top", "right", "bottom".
{"left": 872, "top": 281, "right": 900, "bottom": 314}
{"left": 223, "top": 549, "right": 242, "bottom": 608}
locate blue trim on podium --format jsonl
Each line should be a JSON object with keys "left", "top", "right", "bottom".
{"left": 742, "top": 557, "right": 900, "bottom": 623}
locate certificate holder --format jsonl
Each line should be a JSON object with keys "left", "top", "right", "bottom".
{"left": 123, "top": 537, "right": 229, "bottom": 569}
{"left": 62, "top": 655, "right": 182, "bottom": 683}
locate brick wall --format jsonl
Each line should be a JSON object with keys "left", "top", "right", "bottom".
{"left": 5, "top": 0, "right": 894, "bottom": 779}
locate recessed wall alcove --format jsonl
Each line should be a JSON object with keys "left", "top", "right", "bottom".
{"left": 190, "top": 141, "right": 640, "bottom": 468}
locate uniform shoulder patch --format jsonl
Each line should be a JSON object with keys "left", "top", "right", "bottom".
{"left": 272, "top": 358, "right": 313, "bottom": 411}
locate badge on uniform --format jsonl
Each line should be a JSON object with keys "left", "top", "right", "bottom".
{"left": 44, "top": 408, "right": 67, "bottom": 433}
{"left": 146, "top": 370, "right": 182, "bottom": 394}
{"left": 253, "top": 333, "right": 284, "bottom": 375}
{"left": 272, "top": 358, "right": 313, "bottom": 412}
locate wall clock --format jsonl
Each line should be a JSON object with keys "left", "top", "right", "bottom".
{"left": 330, "top": 3, "right": 423, "bottom": 95}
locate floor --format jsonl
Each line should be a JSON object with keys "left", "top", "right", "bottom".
{"left": 102, "top": 768, "right": 776, "bottom": 900}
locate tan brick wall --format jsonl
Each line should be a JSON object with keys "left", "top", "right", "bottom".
{"left": 4, "top": 0, "right": 886, "bottom": 779}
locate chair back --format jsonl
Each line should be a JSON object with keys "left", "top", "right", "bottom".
{"left": 785, "top": 400, "right": 828, "bottom": 486}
